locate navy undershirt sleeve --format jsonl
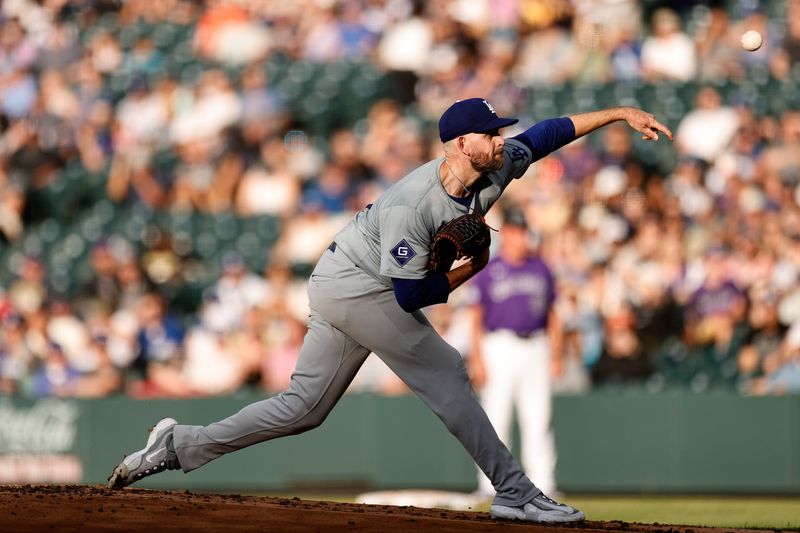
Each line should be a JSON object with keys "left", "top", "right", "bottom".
{"left": 511, "top": 117, "right": 576, "bottom": 161}
{"left": 392, "top": 273, "right": 450, "bottom": 312}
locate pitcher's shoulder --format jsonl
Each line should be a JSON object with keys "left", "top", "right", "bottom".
{"left": 381, "top": 160, "right": 442, "bottom": 207}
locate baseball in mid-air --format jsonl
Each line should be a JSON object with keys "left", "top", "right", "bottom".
{"left": 741, "top": 30, "right": 763, "bottom": 51}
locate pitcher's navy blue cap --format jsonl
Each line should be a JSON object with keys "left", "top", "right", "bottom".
{"left": 439, "top": 98, "right": 519, "bottom": 142}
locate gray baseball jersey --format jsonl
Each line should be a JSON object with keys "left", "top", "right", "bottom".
{"left": 334, "top": 138, "right": 534, "bottom": 285}
{"left": 171, "top": 137, "right": 542, "bottom": 508}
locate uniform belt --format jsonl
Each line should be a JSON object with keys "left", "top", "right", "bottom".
{"left": 490, "top": 328, "right": 545, "bottom": 339}
{"left": 326, "top": 241, "right": 363, "bottom": 270}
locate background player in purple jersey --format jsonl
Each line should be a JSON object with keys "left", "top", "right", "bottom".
{"left": 469, "top": 209, "right": 562, "bottom": 497}
{"left": 686, "top": 245, "right": 747, "bottom": 353}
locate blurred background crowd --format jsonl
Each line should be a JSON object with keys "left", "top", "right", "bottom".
{"left": 1, "top": 0, "right": 799, "bottom": 399}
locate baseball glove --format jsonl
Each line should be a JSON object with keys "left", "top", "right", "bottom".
{"left": 427, "top": 213, "right": 491, "bottom": 273}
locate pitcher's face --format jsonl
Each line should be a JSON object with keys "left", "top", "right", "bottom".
{"left": 466, "top": 130, "right": 505, "bottom": 172}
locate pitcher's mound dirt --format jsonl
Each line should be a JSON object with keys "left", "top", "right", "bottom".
{"left": 0, "top": 485, "right": 778, "bottom": 533}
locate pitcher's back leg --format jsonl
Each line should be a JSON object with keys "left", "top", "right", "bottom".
{"left": 173, "top": 311, "right": 370, "bottom": 471}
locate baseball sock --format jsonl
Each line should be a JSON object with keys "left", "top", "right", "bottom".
{"left": 165, "top": 432, "right": 181, "bottom": 470}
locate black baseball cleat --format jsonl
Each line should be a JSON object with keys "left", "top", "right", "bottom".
{"left": 490, "top": 492, "right": 585, "bottom": 523}
{"left": 107, "top": 417, "right": 180, "bottom": 489}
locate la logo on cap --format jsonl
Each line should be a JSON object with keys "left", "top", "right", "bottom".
{"left": 437, "top": 97, "right": 518, "bottom": 142}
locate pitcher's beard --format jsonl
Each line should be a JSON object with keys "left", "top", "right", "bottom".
{"left": 470, "top": 151, "right": 504, "bottom": 172}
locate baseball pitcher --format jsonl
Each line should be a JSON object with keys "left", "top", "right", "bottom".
{"left": 108, "top": 98, "right": 671, "bottom": 524}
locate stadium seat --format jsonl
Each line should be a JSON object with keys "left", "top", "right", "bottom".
{"left": 152, "top": 23, "right": 179, "bottom": 51}
{"left": 253, "top": 215, "right": 281, "bottom": 242}
{"left": 236, "top": 231, "right": 265, "bottom": 272}
{"left": 612, "top": 81, "right": 642, "bottom": 109}
{"left": 194, "top": 230, "right": 221, "bottom": 259}
{"left": 212, "top": 212, "right": 240, "bottom": 241}
{"left": 571, "top": 84, "right": 599, "bottom": 113}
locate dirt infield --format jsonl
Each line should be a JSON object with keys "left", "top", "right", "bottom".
{"left": 0, "top": 485, "right": 780, "bottom": 533}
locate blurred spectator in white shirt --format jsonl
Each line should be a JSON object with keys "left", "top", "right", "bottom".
{"left": 209, "top": 252, "right": 270, "bottom": 332}
{"left": 641, "top": 8, "right": 696, "bottom": 82}
{"left": 235, "top": 138, "right": 301, "bottom": 217}
{"left": 377, "top": 1, "right": 433, "bottom": 103}
{"left": 170, "top": 70, "right": 242, "bottom": 145}
{"left": 676, "top": 86, "right": 740, "bottom": 163}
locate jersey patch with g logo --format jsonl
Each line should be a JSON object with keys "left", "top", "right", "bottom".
{"left": 390, "top": 239, "right": 417, "bottom": 267}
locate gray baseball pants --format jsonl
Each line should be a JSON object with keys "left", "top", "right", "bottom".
{"left": 172, "top": 245, "right": 540, "bottom": 506}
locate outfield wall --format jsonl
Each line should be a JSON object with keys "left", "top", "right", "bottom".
{"left": 1, "top": 391, "right": 797, "bottom": 493}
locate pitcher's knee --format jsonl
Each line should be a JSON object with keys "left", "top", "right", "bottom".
{"left": 431, "top": 387, "right": 478, "bottom": 423}
{"left": 269, "top": 388, "right": 333, "bottom": 433}
{"left": 290, "top": 408, "right": 328, "bottom": 433}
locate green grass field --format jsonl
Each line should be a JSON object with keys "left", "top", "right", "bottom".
{"left": 562, "top": 495, "right": 800, "bottom": 529}
{"left": 262, "top": 493, "right": 800, "bottom": 530}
